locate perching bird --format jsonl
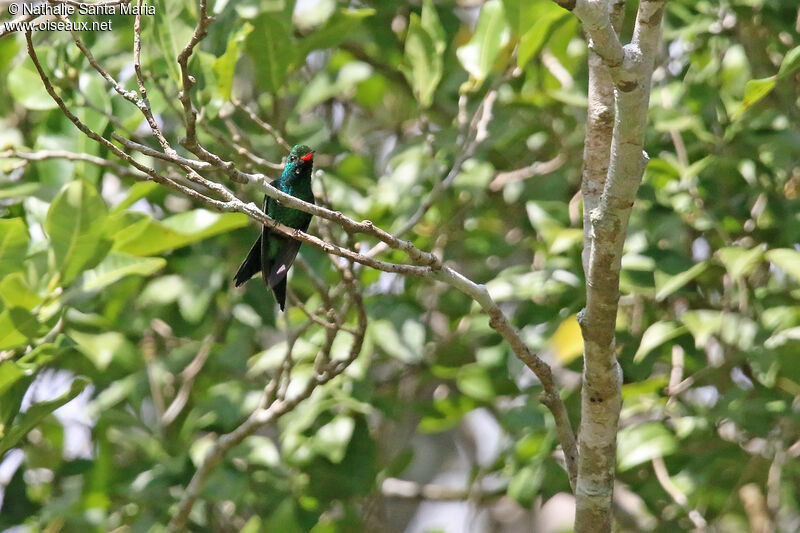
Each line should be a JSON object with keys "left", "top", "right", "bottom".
{"left": 234, "top": 144, "right": 315, "bottom": 311}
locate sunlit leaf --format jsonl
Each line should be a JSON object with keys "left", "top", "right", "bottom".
{"left": 456, "top": 0, "right": 510, "bottom": 89}
{"left": 0, "top": 218, "right": 29, "bottom": 277}
{"left": 777, "top": 44, "right": 800, "bottom": 79}
{"left": 0, "top": 308, "right": 41, "bottom": 350}
{"left": 0, "top": 377, "right": 89, "bottom": 455}
{"left": 457, "top": 363, "right": 495, "bottom": 402}
{"left": 78, "top": 253, "right": 166, "bottom": 293}
{"left": 247, "top": 13, "right": 296, "bottom": 92}
{"left": 0, "top": 362, "right": 26, "bottom": 398}
{"left": 115, "top": 210, "right": 248, "bottom": 256}
{"left": 7, "top": 59, "right": 58, "bottom": 110}
{"left": 297, "top": 8, "right": 375, "bottom": 56}
{"left": 0, "top": 273, "right": 43, "bottom": 310}
{"left": 402, "top": 0, "right": 445, "bottom": 108}
{"left": 212, "top": 23, "right": 254, "bottom": 100}
{"left": 735, "top": 77, "right": 775, "bottom": 118}
{"left": 633, "top": 321, "right": 687, "bottom": 363}
{"left": 655, "top": 261, "right": 708, "bottom": 301}
{"left": 70, "top": 330, "right": 131, "bottom": 371}
{"left": 508, "top": 465, "right": 543, "bottom": 507}
{"left": 515, "top": 2, "right": 569, "bottom": 68}
{"left": 312, "top": 415, "right": 355, "bottom": 464}
{"left": 150, "top": 0, "right": 188, "bottom": 83}
{"left": 617, "top": 422, "right": 677, "bottom": 471}
{"left": 46, "top": 181, "right": 112, "bottom": 285}
{"left": 550, "top": 314, "right": 583, "bottom": 364}
{"left": 766, "top": 248, "right": 800, "bottom": 282}
{"left": 716, "top": 245, "right": 763, "bottom": 280}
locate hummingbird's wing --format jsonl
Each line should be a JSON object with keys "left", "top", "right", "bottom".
{"left": 261, "top": 219, "right": 310, "bottom": 311}
{"left": 233, "top": 180, "right": 281, "bottom": 288}
{"left": 238, "top": 180, "right": 313, "bottom": 312}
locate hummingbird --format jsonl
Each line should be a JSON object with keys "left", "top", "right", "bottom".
{"left": 234, "top": 144, "right": 316, "bottom": 311}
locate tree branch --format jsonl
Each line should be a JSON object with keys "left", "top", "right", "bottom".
{"left": 563, "top": 1, "right": 667, "bottom": 532}
{"left": 381, "top": 477, "right": 506, "bottom": 502}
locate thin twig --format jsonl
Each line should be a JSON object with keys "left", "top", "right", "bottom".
{"left": 161, "top": 334, "right": 215, "bottom": 426}
{"left": 381, "top": 477, "right": 506, "bottom": 502}
{"left": 232, "top": 99, "right": 292, "bottom": 152}
{"left": 489, "top": 154, "right": 566, "bottom": 190}
{"left": 0, "top": 149, "right": 145, "bottom": 179}
{"left": 652, "top": 456, "right": 707, "bottom": 530}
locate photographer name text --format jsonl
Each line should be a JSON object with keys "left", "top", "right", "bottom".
{"left": 7, "top": 2, "right": 155, "bottom": 17}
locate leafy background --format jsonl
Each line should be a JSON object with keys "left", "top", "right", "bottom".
{"left": 1, "top": 0, "right": 799, "bottom": 531}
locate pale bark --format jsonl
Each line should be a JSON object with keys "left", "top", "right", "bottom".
{"left": 554, "top": 1, "right": 668, "bottom": 531}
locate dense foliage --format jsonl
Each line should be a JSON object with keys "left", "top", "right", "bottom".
{"left": 1, "top": 0, "right": 799, "bottom": 531}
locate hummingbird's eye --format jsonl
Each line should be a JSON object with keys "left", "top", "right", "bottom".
{"left": 289, "top": 155, "right": 297, "bottom": 162}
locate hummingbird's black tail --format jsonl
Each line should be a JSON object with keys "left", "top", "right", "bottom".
{"left": 234, "top": 233, "right": 291, "bottom": 312}
{"left": 273, "top": 277, "right": 287, "bottom": 311}
{"left": 234, "top": 236, "right": 262, "bottom": 287}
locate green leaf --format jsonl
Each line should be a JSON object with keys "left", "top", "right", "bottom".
{"left": 111, "top": 181, "right": 159, "bottom": 213}
{"left": 501, "top": 0, "right": 538, "bottom": 37}
{"left": 622, "top": 376, "right": 669, "bottom": 401}
{"left": 150, "top": 0, "right": 186, "bottom": 84}
{"left": 735, "top": 77, "right": 776, "bottom": 118}
{"left": 402, "top": 0, "right": 445, "bottom": 108}
{"left": 265, "top": 499, "right": 304, "bottom": 533}
{"left": 507, "top": 465, "right": 543, "bottom": 507}
{"left": 617, "top": 422, "right": 677, "bottom": 471}
{"left": 681, "top": 310, "right": 757, "bottom": 351}
{"left": 46, "top": 181, "right": 112, "bottom": 285}
{"left": 0, "top": 341, "right": 66, "bottom": 400}
{"left": 516, "top": 3, "right": 569, "bottom": 68}
{"left": 297, "top": 8, "right": 376, "bottom": 56}
{"left": 716, "top": 245, "right": 763, "bottom": 280}
{"left": 0, "top": 362, "right": 26, "bottom": 398}
{"left": 78, "top": 253, "right": 166, "bottom": 293}
{"left": 189, "top": 50, "right": 220, "bottom": 114}
{"left": 212, "top": 23, "right": 254, "bottom": 100}
{"left": 139, "top": 274, "right": 186, "bottom": 307}
{"left": 633, "top": 321, "right": 687, "bottom": 363}
{"left": 240, "top": 517, "right": 262, "bottom": 533}
{"left": 0, "top": 273, "right": 44, "bottom": 310}
{"left": 7, "top": 59, "right": 58, "bottom": 110}
{"left": 75, "top": 75, "right": 110, "bottom": 182}
{"left": 0, "top": 182, "right": 41, "bottom": 200}
{"left": 370, "top": 320, "right": 423, "bottom": 363}
{"left": 247, "top": 13, "right": 296, "bottom": 93}
{"left": 419, "top": 0, "right": 446, "bottom": 46}
{"left": 766, "top": 248, "right": 800, "bottom": 282}
{"left": 0, "top": 218, "right": 29, "bottom": 277}
{"left": 0, "top": 308, "right": 41, "bottom": 350}
{"left": 680, "top": 310, "right": 722, "bottom": 349}
{"left": 297, "top": 63, "right": 372, "bottom": 112}
{"left": 457, "top": 363, "right": 495, "bottom": 402}
{"left": 17, "top": 338, "right": 70, "bottom": 369}
{"left": 456, "top": 0, "right": 511, "bottom": 89}
{"left": 70, "top": 330, "right": 132, "bottom": 371}
{"left": 241, "top": 436, "right": 280, "bottom": 468}
{"left": 312, "top": 415, "right": 355, "bottom": 464}
{"left": 777, "top": 44, "right": 800, "bottom": 80}
{"left": 115, "top": 210, "right": 249, "bottom": 256}
{"left": 655, "top": 261, "right": 708, "bottom": 301}
{"left": 0, "top": 377, "right": 90, "bottom": 456}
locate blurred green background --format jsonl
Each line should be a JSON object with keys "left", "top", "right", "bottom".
{"left": 1, "top": 0, "right": 799, "bottom": 531}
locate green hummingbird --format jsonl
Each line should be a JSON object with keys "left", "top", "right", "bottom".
{"left": 234, "top": 144, "right": 316, "bottom": 311}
